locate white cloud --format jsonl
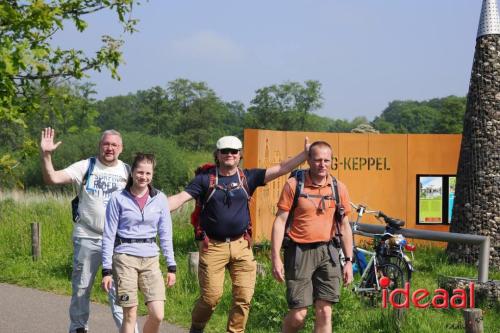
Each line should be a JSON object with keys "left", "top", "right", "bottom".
{"left": 171, "top": 30, "right": 245, "bottom": 63}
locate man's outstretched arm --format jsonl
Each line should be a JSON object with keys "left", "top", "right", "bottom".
{"left": 168, "top": 191, "right": 194, "bottom": 212}
{"left": 40, "top": 127, "right": 72, "bottom": 185}
{"left": 264, "top": 137, "right": 310, "bottom": 183}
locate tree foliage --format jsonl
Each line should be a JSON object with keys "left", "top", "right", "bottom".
{"left": 0, "top": 0, "right": 138, "bottom": 187}
{"left": 1, "top": 0, "right": 138, "bottom": 117}
{"left": 372, "top": 96, "right": 466, "bottom": 134}
{"left": 246, "top": 80, "right": 323, "bottom": 131}
{"left": 96, "top": 79, "right": 232, "bottom": 150}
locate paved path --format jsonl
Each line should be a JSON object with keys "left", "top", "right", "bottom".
{"left": 0, "top": 283, "right": 188, "bottom": 333}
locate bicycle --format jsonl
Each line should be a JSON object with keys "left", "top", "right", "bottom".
{"left": 345, "top": 203, "right": 415, "bottom": 304}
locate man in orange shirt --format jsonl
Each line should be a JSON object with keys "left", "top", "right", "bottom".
{"left": 271, "top": 141, "right": 353, "bottom": 333}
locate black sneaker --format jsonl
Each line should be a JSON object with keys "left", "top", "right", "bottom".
{"left": 189, "top": 326, "right": 204, "bottom": 333}
{"left": 75, "top": 328, "right": 88, "bottom": 333}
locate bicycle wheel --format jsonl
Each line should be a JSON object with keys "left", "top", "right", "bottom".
{"left": 381, "top": 254, "right": 412, "bottom": 284}
{"left": 378, "top": 262, "right": 408, "bottom": 326}
{"left": 377, "top": 263, "right": 405, "bottom": 292}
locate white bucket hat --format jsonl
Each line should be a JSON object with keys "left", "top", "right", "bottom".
{"left": 216, "top": 136, "right": 242, "bottom": 150}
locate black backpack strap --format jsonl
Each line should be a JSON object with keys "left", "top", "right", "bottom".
{"left": 72, "top": 157, "right": 96, "bottom": 223}
{"left": 332, "top": 177, "right": 345, "bottom": 240}
{"left": 285, "top": 169, "right": 305, "bottom": 235}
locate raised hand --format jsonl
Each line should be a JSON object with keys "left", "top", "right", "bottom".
{"left": 304, "top": 136, "right": 310, "bottom": 155}
{"left": 40, "top": 127, "right": 62, "bottom": 154}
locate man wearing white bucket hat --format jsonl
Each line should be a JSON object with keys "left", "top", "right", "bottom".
{"left": 169, "top": 135, "right": 309, "bottom": 333}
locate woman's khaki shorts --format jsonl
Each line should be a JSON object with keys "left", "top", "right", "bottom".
{"left": 112, "top": 253, "right": 165, "bottom": 307}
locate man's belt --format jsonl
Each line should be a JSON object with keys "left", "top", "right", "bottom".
{"left": 209, "top": 234, "right": 244, "bottom": 242}
{"left": 297, "top": 241, "right": 329, "bottom": 250}
{"left": 115, "top": 236, "right": 156, "bottom": 245}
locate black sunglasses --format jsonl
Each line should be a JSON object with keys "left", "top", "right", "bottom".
{"left": 219, "top": 148, "right": 239, "bottom": 155}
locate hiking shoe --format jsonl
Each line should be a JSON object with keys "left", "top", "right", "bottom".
{"left": 189, "top": 326, "right": 204, "bottom": 333}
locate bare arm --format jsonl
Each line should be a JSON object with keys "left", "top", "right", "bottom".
{"left": 340, "top": 214, "right": 354, "bottom": 285}
{"left": 264, "top": 137, "right": 309, "bottom": 183}
{"left": 167, "top": 191, "right": 194, "bottom": 212}
{"left": 40, "top": 127, "right": 72, "bottom": 185}
{"left": 271, "top": 209, "right": 289, "bottom": 283}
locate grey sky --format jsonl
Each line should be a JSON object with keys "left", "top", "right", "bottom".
{"left": 53, "top": 0, "right": 486, "bottom": 120}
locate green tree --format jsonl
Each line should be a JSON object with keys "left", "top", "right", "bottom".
{"left": 0, "top": 0, "right": 139, "bottom": 188}
{"left": 372, "top": 97, "right": 465, "bottom": 134}
{"left": 167, "top": 79, "right": 228, "bottom": 150}
{"left": 372, "top": 100, "right": 439, "bottom": 133}
{"left": 25, "top": 82, "right": 100, "bottom": 137}
{"left": 135, "top": 86, "right": 171, "bottom": 137}
{"left": 429, "top": 96, "right": 466, "bottom": 133}
{"left": 96, "top": 93, "right": 140, "bottom": 132}
{"left": 223, "top": 101, "right": 246, "bottom": 137}
{"left": 246, "top": 80, "right": 323, "bottom": 131}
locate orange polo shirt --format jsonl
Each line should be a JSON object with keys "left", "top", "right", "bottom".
{"left": 277, "top": 171, "right": 351, "bottom": 244}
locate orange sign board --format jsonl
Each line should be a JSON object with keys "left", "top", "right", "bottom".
{"left": 243, "top": 129, "right": 461, "bottom": 242}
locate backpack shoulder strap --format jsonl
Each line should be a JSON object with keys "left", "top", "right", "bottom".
{"left": 285, "top": 169, "right": 305, "bottom": 235}
{"left": 332, "top": 176, "right": 345, "bottom": 239}
{"left": 123, "top": 161, "right": 131, "bottom": 176}
{"left": 80, "top": 157, "right": 96, "bottom": 194}
{"left": 203, "top": 166, "right": 218, "bottom": 204}
{"left": 84, "top": 157, "right": 96, "bottom": 183}
{"left": 332, "top": 176, "right": 339, "bottom": 204}
{"left": 237, "top": 168, "right": 250, "bottom": 200}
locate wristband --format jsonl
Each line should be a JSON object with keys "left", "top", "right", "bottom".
{"left": 167, "top": 265, "right": 177, "bottom": 273}
{"left": 102, "top": 269, "right": 112, "bottom": 277}
{"left": 344, "top": 257, "right": 353, "bottom": 262}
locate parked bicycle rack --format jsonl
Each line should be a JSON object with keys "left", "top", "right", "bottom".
{"left": 351, "top": 223, "right": 491, "bottom": 283}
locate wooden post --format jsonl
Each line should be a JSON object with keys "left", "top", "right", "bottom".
{"left": 188, "top": 251, "right": 199, "bottom": 278}
{"left": 463, "top": 308, "right": 483, "bottom": 333}
{"left": 31, "top": 222, "right": 41, "bottom": 261}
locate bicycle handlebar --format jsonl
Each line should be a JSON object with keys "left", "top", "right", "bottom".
{"left": 350, "top": 202, "right": 405, "bottom": 228}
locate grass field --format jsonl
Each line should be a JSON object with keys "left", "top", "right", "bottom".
{"left": 1, "top": 192, "right": 499, "bottom": 332}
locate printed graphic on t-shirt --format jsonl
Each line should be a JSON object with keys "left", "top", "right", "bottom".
{"left": 86, "top": 173, "right": 125, "bottom": 206}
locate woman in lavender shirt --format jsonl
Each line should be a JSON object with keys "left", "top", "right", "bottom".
{"left": 101, "top": 153, "right": 176, "bottom": 333}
